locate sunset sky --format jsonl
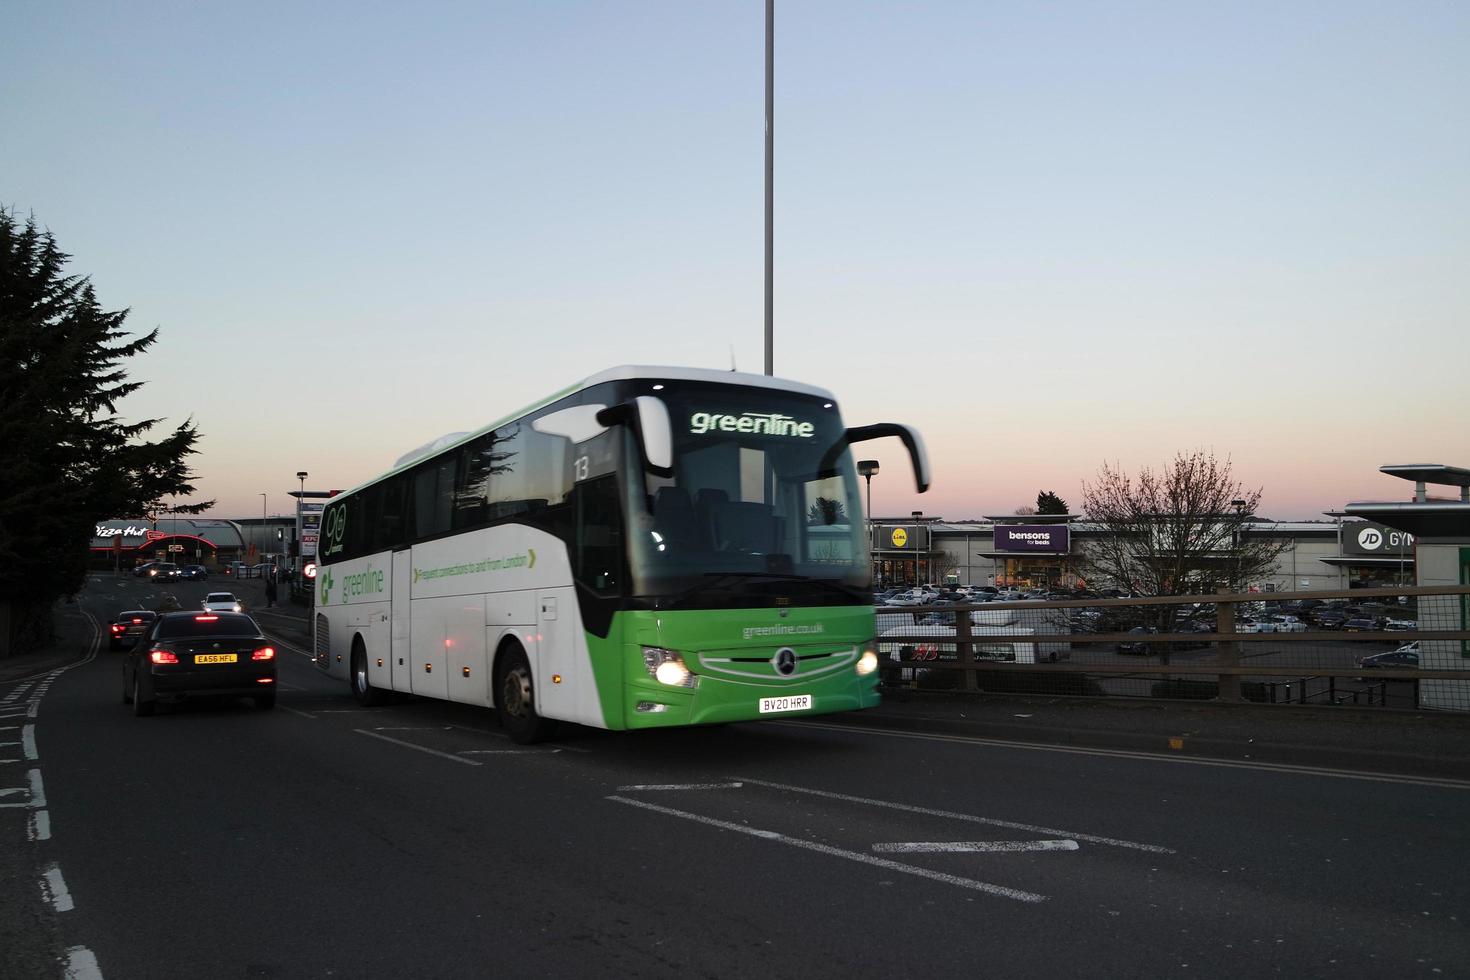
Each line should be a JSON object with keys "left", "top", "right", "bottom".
{"left": 5, "top": 1, "right": 1466, "bottom": 523}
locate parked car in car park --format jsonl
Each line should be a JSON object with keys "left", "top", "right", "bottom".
{"left": 122, "top": 611, "right": 277, "bottom": 715}
{"left": 1358, "top": 642, "right": 1419, "bottom": 679}
{"left": 1341, "top": 618, "right": 1380, "bottom": 632}
{"left": 107, "top": 610, "right": 157, "bottom": 650}
{"left": 1266, "top": 615, "right": 1308, "bottom": 633}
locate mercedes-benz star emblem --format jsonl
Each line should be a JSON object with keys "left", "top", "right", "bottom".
{"left": 773, "top": 648, "right": 797, "bottom": 676}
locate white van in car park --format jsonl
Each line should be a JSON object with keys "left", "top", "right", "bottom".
{"left": 877, "top": 606, "right": 1074, "bottom": 681}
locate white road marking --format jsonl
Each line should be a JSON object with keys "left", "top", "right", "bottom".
{"left": 459, "top": 749, "right": 561, "bottom": 755}
{"left": 734, "top": 777, "right": 1175, "bottom": 854}
{"left": 41, "top": 864, "right": 74, "bottom": 912}
{"left": 23, "top": 724, "right": 37, "bottom": 760}
{"left": 64, "top": 945, "right": 104, "bottom": 980}
{"left": 617, "top": 782, "right": 745, "bottom": 792}
{"left": 607, "top": 795, "right": 1047, "bottom": 903}
{"left": 874, "top": 840, "right": 1080, "bottom": 854}
{"left": 29, "top": 810, "right": 51, "bottom": 841}
{"left": 354, "top": 729, "right": 482, "bottom": 766}
{"left": 783, "top": 720, "right": 1470, "bottom": 791}
{"left": 277, "top": 705, "right": 317, "bottom": 719}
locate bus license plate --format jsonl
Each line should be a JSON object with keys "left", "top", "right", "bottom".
{"left": 759, "top": 694, "right": 812, "bottom": 714}
{"left": 195, "top": 653, "right": 237, "bottom": 664}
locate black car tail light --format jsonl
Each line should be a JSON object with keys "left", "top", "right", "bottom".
{"left": 149, "top": 650, "right": 179, "bottom": 665}
{"left": 111, "top": 624, "right": 125, "bottom": 634}
{"left": 252, "top": 647, "right": 276, "bottom": 661}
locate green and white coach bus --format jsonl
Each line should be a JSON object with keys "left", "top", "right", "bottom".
{"left": 313, "top": 365, "right": 928, "bottom": 742}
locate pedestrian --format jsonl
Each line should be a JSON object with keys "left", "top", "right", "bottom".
{"left": 265, "top": 574, "right": 278, "bottom": 608}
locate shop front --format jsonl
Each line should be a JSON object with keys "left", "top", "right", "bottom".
{"left": 1319, "top": 519, "right": 1417, "bottom": 588}
{"left": 987, "top": 522, "right": 1081, "bottom": 590}
{"left": 870, "top": 523, "right": 933, "bottom": 587}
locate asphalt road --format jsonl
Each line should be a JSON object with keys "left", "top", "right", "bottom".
{"left": 4, "top": 576, "right": 1469, "bottom": 979}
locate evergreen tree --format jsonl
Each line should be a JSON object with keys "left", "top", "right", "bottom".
{"left": 806, "top": 497, "right": 848, "bottom": 525}
{"left": 1036, "top": 490, "right": 1069, "bottom": 515}
{"left": 0, "top": 210, "right": 210, "bottom": 654}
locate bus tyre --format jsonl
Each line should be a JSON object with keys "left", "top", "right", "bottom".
{"left": 351, "top": 642, "right": 387, "bottom": 707}
{"left": 496, "top": 646, "right": 554, "bottom": 744}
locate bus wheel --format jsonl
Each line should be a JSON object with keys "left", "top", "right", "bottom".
{"left": 496, "top": 645, "right": 554, "bottom": 744}
{"left": 350, "top": 640, "right": 387, "bottom": 707}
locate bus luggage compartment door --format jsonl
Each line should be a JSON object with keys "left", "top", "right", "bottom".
{"left": 391, "top": 550, "right": 413, "bottom": 693}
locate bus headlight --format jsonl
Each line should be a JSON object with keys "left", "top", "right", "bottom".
{"left": 856, "top": 649, "right": 879, "bottom": 676}
{"left": 642, "top": 647, "right": 697, "bottom": 688}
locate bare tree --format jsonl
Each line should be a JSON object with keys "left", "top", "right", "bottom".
{"left": 1080, "top": 451, "right": 1287, "bottom": 600}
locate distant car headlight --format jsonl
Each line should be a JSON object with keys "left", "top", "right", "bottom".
{"left": 641, "top": 647, "right": 697, "bottom": 688}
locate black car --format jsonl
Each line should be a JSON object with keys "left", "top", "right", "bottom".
{"left": 122, "top": 611, "right": 277, "bottom": 715}
{"left": 1341, "top": 618, "right": 1379, "bottom": 632}
{"left": 107, "top": 610, "right": 157, "bottom": 650}
{"left": 1116, "top": 626, "right": 1159, "bottom": 654}
{"left": 180, "top": 564, "right": 209, "bottom": 581}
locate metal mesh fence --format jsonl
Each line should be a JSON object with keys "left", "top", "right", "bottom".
{"left": 875, "top": 585, "right": 1470, "bottom": 712}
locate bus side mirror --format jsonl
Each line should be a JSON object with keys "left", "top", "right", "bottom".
{"left": 596, "top": 397, "right": 673, "bottom": 476}
{"left": 819, "top": 423, "right": 930, "bottom": 493}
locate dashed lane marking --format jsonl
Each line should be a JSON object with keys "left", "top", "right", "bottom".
{"left": 616, "top": 783, "right": 745, "bottom": 792}
{"left": 40, "top": 863, "right": 74, "bottom": 912}
{"left": 873, "top": 840, "right": 1080, "bottom": 854}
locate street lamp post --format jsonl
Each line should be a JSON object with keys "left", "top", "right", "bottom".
{"left": 295, "top": 471, "right": 308, "bottom": 580}
{"left": 1231, "top": 498, "right": 1247, "bottom": 591}
{"left": 260, "top": 492, "right": 267, "bottom": 560}
{"left": 857, "top": 460, "right": 879, "bottom": 585}
{"left": 911, "top": 510, "right": 923, "bottom": 586}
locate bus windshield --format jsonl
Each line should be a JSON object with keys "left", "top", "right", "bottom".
{"left": 624, "top": 382, "right": 869, "bottom": 607}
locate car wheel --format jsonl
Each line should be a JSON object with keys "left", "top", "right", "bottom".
{"left": 496, "top": 644, "right": 554, "bottom": 745}
{"left": 350, "top": 641, "right": 387, "bottom": 707}
{"left": 254, "top": 692, "right": 276, "bottom": 710}
{"left": 132, "top": 674, "right": 155, "bottom": 717}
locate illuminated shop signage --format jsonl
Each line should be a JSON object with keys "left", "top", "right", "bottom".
{"left": 1342, "top": 522, "right": 1414, "bottom": 556}
{"left": 95, "top": 524, "right": 151, "bottom": 539}
{"left": 993, "top": 524, "right": 1070, "bottom": 553}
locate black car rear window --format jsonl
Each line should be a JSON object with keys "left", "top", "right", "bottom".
{"left": 156, "top": 613, "right": 259, "bottom": 638}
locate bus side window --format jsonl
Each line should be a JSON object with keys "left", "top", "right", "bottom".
{"left": 574, "top": 475, "right": 623, "bottom": 596}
